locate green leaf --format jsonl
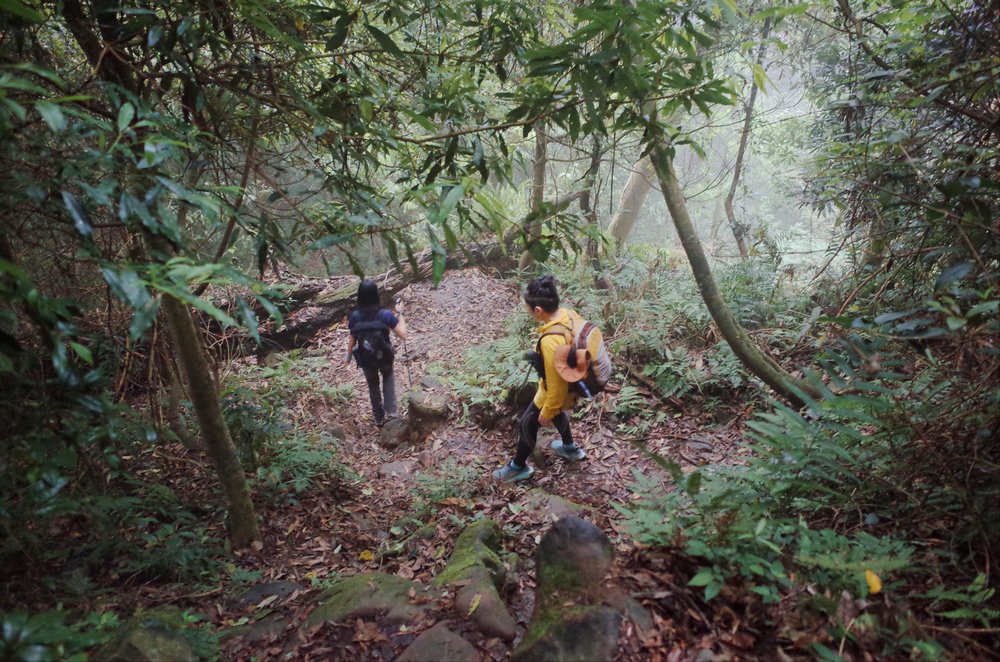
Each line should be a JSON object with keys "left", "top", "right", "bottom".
{"left": 69, "top": 341, "right": 92, "bottom": 365}
{"left": 688, "top": 568, "right": 715, "bottom": 586}
{"left": 36, "top": 101, "right": 66, "bottom": 132}
{"left": 935, "top": 262, "right": 971, "bottom": 290}
{"left": 0, "top": 0, "right": 45, "bottom": 22}
{"left": 117, "top": 103, "right": 135, "bottom": 133}
{"left": 750, "top": 63, "right": 767, "bottom": 92}
{"left": 432, "top": 251, "right": 446, "bottom": 285}
{"left": 434, "top": 184, "right": 464, "bottom": 224}
{"left": 238, "top": 298, "right": 259, "bottom": 343}
{"left": 686, "top": 471, "right": 702, "bottom": 496}
{"left": 366, "top": 24, "right": 403, "bottom": 57}
{"left": 946, "top": 316, "right": 967, "bottom": 331}
{"left": 967, "top": 300, "right": 998, "bottom": 317}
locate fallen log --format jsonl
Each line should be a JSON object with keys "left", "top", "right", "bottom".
{"left": 250, "top": 241, "right": 513, "bottom": 360}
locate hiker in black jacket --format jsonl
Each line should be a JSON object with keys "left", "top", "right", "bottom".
{"left": 345, "top": 279, "right": 407, "bottom": 427}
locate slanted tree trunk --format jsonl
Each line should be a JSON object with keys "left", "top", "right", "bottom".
{"left": 724, "top": 17, "right": 772, "bottom": 259}
{"left": 519, "top": 124, "right": 548, "bottom": 269}
{"left": 606, "top": 157, "right": 656, "bottom": 250}
{"left": 649, "top": 142, "right": 814, "bottom": 407}
{"left": 161, "top": 293, "right": 262, "bottom": 548}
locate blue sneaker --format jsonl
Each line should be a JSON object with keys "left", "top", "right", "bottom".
{"left": 492, "top": 461, "right": 534, "bottom": 482}
{"left": 550, "top": 439, "right": 587, "bottom": 461}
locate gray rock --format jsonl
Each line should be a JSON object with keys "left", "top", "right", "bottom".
{"left": 456, "top": 576, "right": 517, "bottom": 641}
{"left": 397, "top": 623, "right": 479, "bottom": 661}
{"left": 604, "top": 589, "right": 655, "bottom": 634}
{"left": 221, "top": 614, "right": 288, "bottom": 644}
{"left": 378, "top": 460, "right": 415, "bottom": 480}
{"left": 524, "top": 488, "right": 587, "bottom": 520}
{"left": 420, "top": 376, "right": 445, "bottom": 389}
{"left": 228, "top": 581, "right": 303, "bottom": 610}
{"left": 408, "top": 388, "right": 451, "bottom": 422}
{"left": 379, "top": 417, "right": 410, "bottom": 449}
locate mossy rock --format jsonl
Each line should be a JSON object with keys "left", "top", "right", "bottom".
{"left": 96, "top": 627, "right": 196, "bottom": 662}
{"left": 433, "top": 518, "right": 505, "bottom": 588}
{"left": 305, "top": 572, "right": 430, "bottom": 627}
{"left": 434, "top": 518, "right": 517, "bottom": 641}
{"left": 510, "top": 605, "right": 621, "bottom": 662}
{"left": 535, "top": 516, "right": 612, "bottom": 604}
{"left": 96, "top": 609, "right": 200, "bottom": 662}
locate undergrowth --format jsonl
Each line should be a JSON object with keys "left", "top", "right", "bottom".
{"left": 613, "top": 264, "right": 1000, "bottom": 658}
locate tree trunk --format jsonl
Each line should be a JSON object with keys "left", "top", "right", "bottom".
{"left": 724, "top": 17, "right": 772, "bottom": 259}
{"left": 518, "top": 124, "right": 548, "bottom": 269}
{"left": 607, "top": 157, "right": 656, "bottom": 250}
{"left": 580, "top": 136, "right": 608, "bottom": 280}
{"left": 649, "top": 142, "right": 813, "bottom": 407}
{"left": 161, "top": 294, "right": 262, "bottom": 548}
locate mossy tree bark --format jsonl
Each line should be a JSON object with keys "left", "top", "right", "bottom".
{"left": 161, "top": 293, "right": 261, "bottom": 548}
{"left": 649, "top": 143, "right": 814, "bottom": 407}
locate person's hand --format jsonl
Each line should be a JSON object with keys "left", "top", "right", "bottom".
{"left": 538, "top": 414, "right": 553, "bottom": 427}
{"left": 344, "top": 352, "right": 352, "bottom": 366}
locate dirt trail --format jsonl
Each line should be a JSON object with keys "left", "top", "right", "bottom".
{"left": 223, "top": 268, "right": 745, "bottom": 660}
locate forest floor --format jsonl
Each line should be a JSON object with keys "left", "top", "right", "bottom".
{"left": 83, "top": 268, "right": 773, "bottom": 661}
{"left": 195, "top": 268, "right": 761, "bottom": 661}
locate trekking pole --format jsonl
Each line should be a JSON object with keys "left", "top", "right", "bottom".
{"left": 401, "top": 336, "right": 414, "bottom": 391}
{"left": 396, "top": 298, "right": 414, "bottom": 391}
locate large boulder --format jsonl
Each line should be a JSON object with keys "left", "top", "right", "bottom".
{"left": 435, "top": 518, "right": 517, "bottom": 642}
{"left": 510, "top": 516, "right": 621, "bottom": 662}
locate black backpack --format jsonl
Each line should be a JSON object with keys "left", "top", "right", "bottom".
{"left": 352, "top": 314, "right": 394, "bottom": 369}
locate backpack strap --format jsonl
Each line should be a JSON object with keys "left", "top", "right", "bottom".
{"left": 535, "top": 322, "right": 573, "bottom": 355}
{"left": 351, "top": 319, "right": 389, "bottom": 336}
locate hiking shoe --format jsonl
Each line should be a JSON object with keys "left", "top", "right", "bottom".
{"left": 492, "top": 461, "right": 534, "bottom": 483}
{"left": 550, "top": 439, "right": 587, "bottom": 461}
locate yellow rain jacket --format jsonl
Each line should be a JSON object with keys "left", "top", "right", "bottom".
{"left": 532, "top": 307, "right": 584, "bottom": 419}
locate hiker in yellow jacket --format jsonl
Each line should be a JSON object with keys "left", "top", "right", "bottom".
{"left": 493, "top": 275, "right": 587, "bottom": 482}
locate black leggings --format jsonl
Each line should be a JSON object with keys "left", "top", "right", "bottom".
{"left": 514, "top": 402, "right": 574, "bottom": 466}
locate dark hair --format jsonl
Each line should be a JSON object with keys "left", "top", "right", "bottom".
{"left": 524, "top": 275, "right": 559, "bottom": 313}
{"left": 357, "top": 279, "right": 380, "bottom": 310}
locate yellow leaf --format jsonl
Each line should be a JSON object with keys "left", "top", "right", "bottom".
{"left": 359, "top": 550, "right": 375, "bottom": 562}
{"left": 467, "top": 592, "right": 482, "bottom": 617}
{"left": 865, "top": 569, "right": 882, "bottom": 595}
